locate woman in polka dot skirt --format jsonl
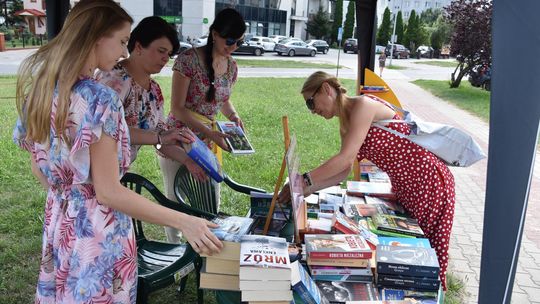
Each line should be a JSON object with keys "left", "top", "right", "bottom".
{"left": 278, "top": 71, "right": 455, "bottom": 290}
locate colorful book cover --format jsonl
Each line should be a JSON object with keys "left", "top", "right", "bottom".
{"left": 371, "top": 214, "right": 424, "bottom": 237}
{"left": 365, "top": 218, "right": 415, "bottom": 238}
{"left": 210, "top": 215, "right": 254, "bottom": 242}
{"left": 309, "top": 265, "right": 373, "bottom": 276}
{"left": 332, "top": 211, "right": 361, "bottom": 235}
{"left": 250, "top": 215, "right": 288, "bottom": 237}
{"left": 305, "top": 234, "right": 372, "bottom": 259}
{"left": 367, "top": 171, "right": 390, "bottom": 183}
{"left": 290, "top": 261, "right": 329, "bottom": 304}
{"left": 318, "top": 193, "right": 344, "bottom": 208}
{"left": 216, "top": 121, "right": 255, "bottom": 154}
{"left": 315, "top": 281, "right": 379, "bottom": 303}
{"left": 183, "top": 135, "right": 223, "bottom": 182}
{"left": 378, "top": 237, "right": 431, "bottom": 248}
{"left": 249, "top": 191, "right": 291, "bottom": 220}
{"left": 380, "top": 287, "right": 439, "bottom": 303}
{"left": 376, "top": 245, "right": 440, "bottom": 278}
{"left": 346, "top": 181, "right": 395, "bottom": 200}
{"left": 312, "top": 274, "right": 373, "bottom": 283}
{"left": 364, "top": 196, "right": 406, "bottom": 215}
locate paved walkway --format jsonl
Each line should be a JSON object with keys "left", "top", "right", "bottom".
{"left": 386, "top": 79, "right": 540, "bottom": 303}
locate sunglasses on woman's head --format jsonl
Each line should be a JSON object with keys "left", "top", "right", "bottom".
{"left": 225, "top": 37, "right": 244, "bottom": 47}
{"left": 306, "top": 85, "right": 322, "bottom": 111}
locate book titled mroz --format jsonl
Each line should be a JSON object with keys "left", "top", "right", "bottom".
{"left": 305, "top": 234, "right": 372, "bottom": 259}
{"left": 239, "top": 235, "right": 291, "bottom": 281}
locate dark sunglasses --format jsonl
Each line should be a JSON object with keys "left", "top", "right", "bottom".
{"left": 306, "top": 85, "right": 322, "bottom": 111}
{"left": 225, "top": 37, "right": 244, "bottom": 47}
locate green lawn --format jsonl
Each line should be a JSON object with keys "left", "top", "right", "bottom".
{"left": 413, "top": 79, "right": 490, "bottom": 121}
{"left": 414, "top": 60, "right": 459, "bottom": 68}
{"left": 0, "top": 76, "right": 465, "bottom": 303}
{"left": 386, "top": 64, "right": 408, "bottom": 70}
{"left": 234, "top": 58, "right": 344, "bottom": 69}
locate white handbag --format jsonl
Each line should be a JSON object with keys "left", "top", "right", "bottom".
{"left": 372, "top": 103, "right": 486, "bottom": 167}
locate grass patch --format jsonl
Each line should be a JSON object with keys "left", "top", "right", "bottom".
{"left": 413, "top": 79, "right": 490, "bottom": 121}
{"left": 386, "top": 64, "right": 408, "bottom": 70}
{"left": 1, "top": 76, "right": 466, "bottom": 303}
{"left": 415, "top": 60, "right": 458, "bottom": 68}
{"left": 234, "top": 58, "right": 344, "bottom": 69}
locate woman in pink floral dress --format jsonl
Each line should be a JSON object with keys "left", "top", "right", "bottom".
{"left": 13, "top": 1, "right": 222, "bottom": 302}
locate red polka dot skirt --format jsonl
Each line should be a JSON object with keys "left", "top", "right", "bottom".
{"left": 357, "top": 104, "right": 456, "bottom": 290}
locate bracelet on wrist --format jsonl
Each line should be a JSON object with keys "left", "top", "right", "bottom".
{"left": 302, "top": 172, "right": 313, "bottom": 187}
{"left": 228, "top": 112, "right": 237, "bottom": 120}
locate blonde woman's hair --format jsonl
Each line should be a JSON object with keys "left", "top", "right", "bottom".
{"left": 16, "top": 0, "right": 133, "bottom": 144}
{"left": 301, "top": 71, "right": 353, "bottom": 137}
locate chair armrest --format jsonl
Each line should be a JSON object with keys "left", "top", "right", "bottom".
{"left": 223, "top": 173, "right": 267, "bottom": 194}
{"left": 121, "top": 172, "right": 216, "bottom": 220}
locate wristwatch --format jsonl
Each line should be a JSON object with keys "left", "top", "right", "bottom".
{"left": 154, "top": 131, "right": 163, "bottom": 150}
{"left": 302, "top": 172, "right": 313, "bottom": 187}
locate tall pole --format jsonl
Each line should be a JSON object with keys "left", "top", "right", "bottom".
{"left": 388, "top": 0, "right": 403, "bottom": 66}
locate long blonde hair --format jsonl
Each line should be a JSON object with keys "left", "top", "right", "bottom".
{"left": 16, "top": 0, "right": 132, "bottom": 144}
{"left": 301, "top": 71, "right": 353, "bottom": 137}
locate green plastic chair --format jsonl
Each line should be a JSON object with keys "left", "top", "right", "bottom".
{"left": 121, "top": 172, "right": 216, "bottom": 304}
{"left": 173, "top": 166, "right": 267, "bottom": 303}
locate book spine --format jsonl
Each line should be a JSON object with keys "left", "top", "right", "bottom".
{"left": 377, "top": 226, "right": 424, "bottom": 237}
{"left": 188, "top": 150, "right": 223, "bottom": 182}
{"left": 377, "top": 275, "right": 440, "bottom": 291}
{"left": 311, "top": 268, "right": 372, "bottom": 276}
{"left": 377, "top": 263, "right": 439, "bottom": 279}
{"left": 333, "top": 221, "right": 357, "bottom": 235}
{"left": 312, "top": 274, "right": 373, "bottom": 282}
{"left": 309, "top": 251, "right": 372, "bottom": 259}
{"left": 291, "top": 282, "right": 318, "bottom": 304}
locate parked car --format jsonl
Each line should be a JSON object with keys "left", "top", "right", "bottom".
{"left": 306, "top": 40, "right": 330, "bottom": 54}
{"left": 232, "top": 43, "right": 264, "bottom": 56}
{"left": 278, "top": 37, "right": 302, "bottom": 44}
{"left": 468, "top": 64, "right": 491, "bottom": 91}
{"left": 375, "top": 45, "right": 386, "bottom": 54}
{"left": 269, "top": 34, "right": 287, "bottom": 44}
{"left": 248, "top": 36, "right": 276, "bottom": 52}
{"left": 385, "top": 44, "right": 410, "bottom": 59}
{"left": 275, "top": 40, "right": 317, "bottom": 57}
{"left": 416, "top": 45, "right": 434, "bottom": 58}
{"left": 192, "top": 35, "right": 208, "bottom": 47}
{"left": 179, "top": 42, "right": 192, "bottom": 53}
{"left": 343, "top": 38, "right": 358, "bottom": 53}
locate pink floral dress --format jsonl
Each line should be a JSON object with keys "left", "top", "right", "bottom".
{"left": 357, "top": 95, "right": 456, "bottom": 290}
{"left": 97, "top": 63, "right": 166, "bottom": 163}
{"left": 13, "top": 78, "right": 137, "bottom": 303}
{"left": 165, "top": 47, "right": 238, "bottom": 139}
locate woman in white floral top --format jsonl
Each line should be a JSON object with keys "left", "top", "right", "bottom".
{"left": 97, "top": 16, "right": 206, "bottom": 180}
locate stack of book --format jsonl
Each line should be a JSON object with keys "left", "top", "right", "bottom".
{"left": 239, "top": 235, "right": 293, "bottom": 303}
{"left": 376, "top": 244, "right": 441, "bottom": 292}
{"left": 199, "top": 216, "right": 254, "bottom": 291}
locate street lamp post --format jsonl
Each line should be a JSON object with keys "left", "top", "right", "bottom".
{"left": 388, "top": 0, "right": 404, "bottom": 66}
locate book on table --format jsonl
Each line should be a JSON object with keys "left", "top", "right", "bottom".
{"left": 182, "top": 134, "right": 223, "bottom": 182}
{"left": 364, "top": 196, "right": 406, "bottom": 215}
{"left": 200, "top": 240, "right": 240, "bottom": 260}
{"left": 376, "top": 245, "right": 440, "bottom": 279}
{"left": 290, "top": 260, "right": 330, "bottom": 304}
{"left": 199, "top": 260, "right": 240, "bottom": 291}
{"left": 331, "top": 211, "right": 362, "bottom": 235}
{"left": 217, "top": 120, "right": 255, "bottom": 154}
{"left": 210, "top": 215, "right": 254, "bottom": 242}
{"left": 376, "top": 273, "right": 440, "bottom": 291}
{"left": 378, "top": 237, "right": 431, "bottom": 248}
{"left": 370, "top": 214, "right": 424, "bottom": 237}
{"left": 305, "top": 234, "right": 372, "bottom": 259}
{"left": 346, "top": 181, "right": 396, "bottom": 200}
{"left": 315, "top": 281, "right": 379, "bottom": 303}
{"left": 239, "top": 235, "right": 291, "bottom": 281}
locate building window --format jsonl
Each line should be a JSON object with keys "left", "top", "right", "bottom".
{"left": 425, "top": 1, "right": 430, "bottom": 7}
{"left": 414, "top": 1, "right": 419, "bottom": 7}
{"left": 404, "top": 11, "right": 410, "bottom": 17}
{"left": 405, "top": 1, "right": 410, "bottom": 7}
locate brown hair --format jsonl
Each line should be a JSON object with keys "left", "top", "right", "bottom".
{"left": 301, "top": 71, "right": 353, "bottom": 137}
{"left": 16, "top": 0, "right": 133, "bottom": 144}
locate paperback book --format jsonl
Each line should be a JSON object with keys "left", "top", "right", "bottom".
{"left": 182, "top": 135, "right": 223, "bottom": 182}
{"left": 376, "top": 273, "right": 440, "bottom": 291}
{"left": 378, "top": 237, "right": 431, "bottom": 248}
{"left": 371, "top": 214, "right": 425, "bottom": 237}
{"left": 290, "top": 260, "right": 329, "bottom": 304}
{"left": 211, "top": 215, "right": 254, "bottom": 242}
{"left": 305, "top": 234, "right": 372, "bottom": 259}
{"left": 239, "top": 235, "right": 291, "bottom": 281}
{"left": 315, "top": 281, "right": 379, "bottom": 303}
{"left": 346, "top": 181, "right": 395, "bottom": 200}
{"left": 376, "top": 245, "right": 440, "bottom": 279}
{"left": 217, "top": 121, "right": 255, "bottom": 154}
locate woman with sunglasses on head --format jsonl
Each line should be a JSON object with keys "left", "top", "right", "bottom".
{"left": 13, "top": 1, "right": 222, "bottom": 302}
{"left": 159, "top": 8, "right": 246, "bottom": 243}
{"left": 278, "top": 71, "right": 455, "bottom": 290}
{"left": 96, "top": 16, "right": 206, "bottom": 180}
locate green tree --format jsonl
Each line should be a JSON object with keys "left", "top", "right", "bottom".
{"left": 331, "top": 0, "right": 344, "bottom": 44}
{"left": 376, "top": 7, "right": 392, "bottom": 46}
{"left": 395, "top": 11, "right": 404, "bottom": 44}
{"left": 7, "top": 0, "right": 23, "bottom": 25}
{"left": 342, "top": 0, "right": 355, "bottom": 40}
{"left": 420, "top": 8, "right": 443, "bottom": 26}
{"left": 306, "top": 8, "right": 331, "bottom": 39}
{"left": 404, "top": 10, "right": 420, "bottom": 54}
{"left": 430, "top": 15, "right": 451, "bottom": 50}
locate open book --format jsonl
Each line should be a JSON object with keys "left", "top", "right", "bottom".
{"left": 217, "top": 121, "right": 255, "bottom": 154}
